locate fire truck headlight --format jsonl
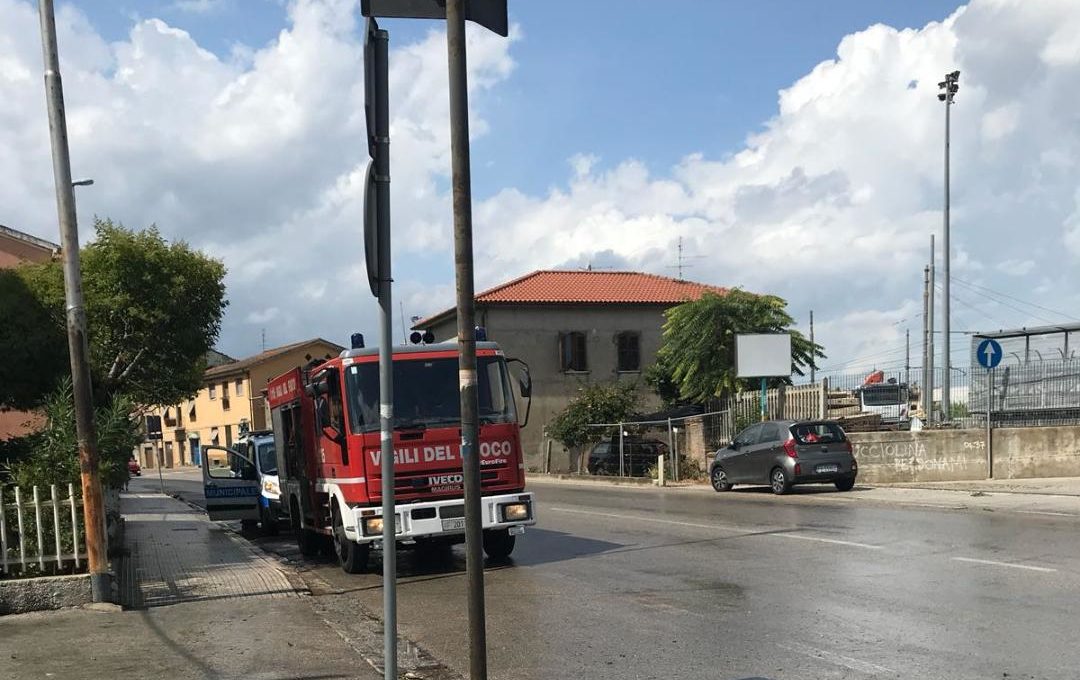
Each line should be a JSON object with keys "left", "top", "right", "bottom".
{"left": 500, "top": 502, "right": 530, "bottom": 522}
{"left": 363, "top": 517, "right": 384, "bottom": 536}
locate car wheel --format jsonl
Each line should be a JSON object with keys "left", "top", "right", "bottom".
{"left": 834, "top": 476, "right": 856, "bottom": 492}
{"left": 482, "top": 529, "right": 516, "bottom": 561}
{"left": 333, "top": 509, "right": 369, "bottom": 574}
{"left": 770, "top": 467, "right": 792, "bottom": 495}
{"left": 710, "top": 466, "right": 733, "bottom": 492}
{"left": 241, "top": 519, "right": 258, "bottom": 533}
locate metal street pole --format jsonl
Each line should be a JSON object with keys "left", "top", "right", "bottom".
{"left": 942, "top": 91, "right": 952, "bottom": 422}
{"left": 928, "top": 235, "right": 936, "bottom": 424}
{"left": 809, "top": 310, "right": 815, "bottom": 384}
{"left": 446, "top": 2, "right": 487, "bottom": 677}
{"left": 369, "top": 22, "right": 398, "bottom": 680}
{"left": 938, "top": 70, "right": 958, "bottom": 423}
{"left": 922, "top": 265, "right": 931, "bottom": 418}
{"left": 905, "top": 328, "right": 910, "bottom": 390}
{"left": 38, "top": 0, "right": 109, "bottom": 604}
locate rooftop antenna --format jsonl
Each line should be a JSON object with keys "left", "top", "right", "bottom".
{"left": 667, "top": 236, "right": 705, "bottom": 280}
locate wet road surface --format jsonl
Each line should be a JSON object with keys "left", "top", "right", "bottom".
{"left": 134, "top": 472, "right": 1080, "bottom": 679}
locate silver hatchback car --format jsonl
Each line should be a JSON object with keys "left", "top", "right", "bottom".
{"left": 709, "top": 420, "right": 858, "bottom": 495}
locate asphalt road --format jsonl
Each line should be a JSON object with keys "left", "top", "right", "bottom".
{"left": 132, "top": 471, "right": 1080, "bottom": 679}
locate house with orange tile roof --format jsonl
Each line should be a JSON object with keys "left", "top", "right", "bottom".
{"left": 414, "top": 270, "right": 728, "bottom": 472}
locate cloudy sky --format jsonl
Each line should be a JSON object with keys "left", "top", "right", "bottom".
{"left": 3, "top": 0, "right": 1079, "bottom": 376}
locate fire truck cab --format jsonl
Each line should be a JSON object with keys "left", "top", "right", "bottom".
{"left": 264, "top": 340, "right": 535, "bottom": 573}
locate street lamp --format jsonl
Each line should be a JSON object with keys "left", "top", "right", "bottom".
{"left": 72, "top": 178, "right": 93, "bottom": 187}
{"left": 937, "top": 70, "right": 959, "bottom": 421}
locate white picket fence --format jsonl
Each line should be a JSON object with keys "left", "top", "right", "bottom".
{"left": 0, "top": 483, "right": 84, "bottom": 575}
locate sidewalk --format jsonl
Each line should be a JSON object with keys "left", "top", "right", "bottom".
{"left": 0, "top": 492, "right": 384, "bottom": 680}
{"left": 882, "top": 476, "right": 1080, "bottom": 497}
{"left": 117, "top": 491, "right": 299, "bottom": 607}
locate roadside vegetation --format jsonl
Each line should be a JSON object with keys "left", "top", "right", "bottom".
{"left": 0, "top": 219, "right": 227, "bottom": 490}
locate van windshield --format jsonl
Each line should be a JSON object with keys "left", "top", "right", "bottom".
{"left": 346, "top": 355, "right": 516, "bottom": 433}
{"left": 257, "top": 441, "right": 277, "bottom": 475}
{"left": 861, "top": 385, "right": 905, "bottom": 406}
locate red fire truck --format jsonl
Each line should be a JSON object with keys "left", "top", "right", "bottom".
{"left": 244, "top": 339, "right": 535, "bottom": 572}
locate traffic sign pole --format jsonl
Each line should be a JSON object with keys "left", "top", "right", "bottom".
{"left": 986, "top": 366, "right": 993, "bottom": 479}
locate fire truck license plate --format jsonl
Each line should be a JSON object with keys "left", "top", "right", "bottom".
{"left": 441, "top": 518, "right": 466, "bottom": 532}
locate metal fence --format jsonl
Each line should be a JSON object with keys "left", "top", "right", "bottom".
{"left": 969, "top": 358, "right": 1080, "bottom": 428}
{"left": 1, "top": 483, "right": 85, "bottom": 578}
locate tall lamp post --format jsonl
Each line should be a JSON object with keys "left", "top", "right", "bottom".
{"left": 937, "top": 69, "right": 959, "bottom": 421}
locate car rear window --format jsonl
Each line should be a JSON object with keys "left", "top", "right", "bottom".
{"left": 791, "top": 423, "right": 846, "bottom": 444}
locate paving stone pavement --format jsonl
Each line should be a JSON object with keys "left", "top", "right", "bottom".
{"left": 118, "top": 492, "right": 301, "bottom": 608}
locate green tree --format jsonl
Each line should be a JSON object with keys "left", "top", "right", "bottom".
{"left": 547, "top": 381, "right": 639, "bottom": 473}
{"left": 20, "top": 219, "right": 228, "bottom": 407}
{"left": 0, "top": 268, "right": 68, "bottom": 410}
{"left": 655, "top": 290, "right": 824, "bottom": 404}
{"left": 5, "top": 379, "right": 140, "bottom": 490}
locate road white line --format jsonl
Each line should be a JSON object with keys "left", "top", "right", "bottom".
{"left": 951, "top": 556, "right": 1057, "bottom": 573}
{"left": 546, "top": 506, "right": 743, "bottom": 532}
{"left": 1015, "top": 510, "right": 1079, "bottom": 518}
{"left": 770, "top": 533, "right": 883, "bottom": 550}
{"left": 779, "top": 641, "right": 894, "bottom": 675}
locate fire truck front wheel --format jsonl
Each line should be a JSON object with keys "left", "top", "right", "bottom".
{"left": 482, "top": 529, "right": 516, "bottom": 561}
{"left": 333, "top": 509, "right": 369, "bottom": 574}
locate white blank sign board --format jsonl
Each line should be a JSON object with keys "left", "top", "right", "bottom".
{"left": 736, "top": 333, "right": 792, "bottom": 378}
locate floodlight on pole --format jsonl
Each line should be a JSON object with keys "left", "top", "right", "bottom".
{"left": 72, "top": 178, "right": 94, "bottom": 187}
{"left": 937, "top": 69, "right": 959, "bottom": 421}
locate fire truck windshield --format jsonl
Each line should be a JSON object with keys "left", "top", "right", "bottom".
{"left": 346, "top": 355, "right": 517, "bottom": 433}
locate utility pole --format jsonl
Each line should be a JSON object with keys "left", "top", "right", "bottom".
{"left": 38, "top": 0, "right": 109, "bottom": 603}
{"left": 928, "top": 235, "right": 936, "bottom": 424}
{"left": 261, "top": 328, "right": 266, "bottom": 352}
{"left": 938, "top": 70, "right": 959, "bottom": 422}
{"left": 399, "top": 301, "right": 407, "bottom": 344}
{"left": 922, "top": 264, "right": 931, "bottom": 418}
{"left": 446, "top": 1, "right": 486, "bottom": 677}
{"left": 809, "top": 310, "right": 816, "bottom": 384}
{"left": 905, "top": 328, "right": 910, "bottom": 389}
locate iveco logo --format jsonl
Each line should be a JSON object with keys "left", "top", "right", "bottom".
{"left": 428, "top": 474, "right": 464, "bottom": 486}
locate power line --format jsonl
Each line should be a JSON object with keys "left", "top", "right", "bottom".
{"left": 952, "top": 276, "right": 1080, "bottom": 322}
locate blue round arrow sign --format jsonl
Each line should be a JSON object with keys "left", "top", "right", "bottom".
{"left": 976, "top": 338, "right": 1003, "bottom": 369}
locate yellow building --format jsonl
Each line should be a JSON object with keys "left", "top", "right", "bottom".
{"left": 139, "top": 338, "right": 344, "bottom": 469}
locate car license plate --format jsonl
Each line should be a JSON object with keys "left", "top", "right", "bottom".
{"left": 441, "top": 518, "right": 466, "bottom": 532}
{"left": 816, "top": 464, "right": 839, "bottom": 474}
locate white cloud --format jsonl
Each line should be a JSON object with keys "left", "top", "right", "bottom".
{"left": 3, "top": 0, "right": 1079, "bottom": 371}
{"left": 0, "top": 0, "right": 514, "bottom": 357}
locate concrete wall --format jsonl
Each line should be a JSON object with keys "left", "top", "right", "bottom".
{"left": 0, "top": 574, "right": 92, "bottom": 615}
{"left": 429, "top": 303, "right": 669, "bottom": 472}
{"left": 850, "top": 425, "right": 1080, "bottom": 483}
{"left": 992, "top": 426, "right": 1080, "bottom": 479}
{"left": 849, "top": 429, "right": 988, "bottom": 483}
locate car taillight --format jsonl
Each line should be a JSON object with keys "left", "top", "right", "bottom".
{"left": 844, "top": 441, "right": 853, "bottom": 454}
{"left": 783, "top": 438, "right": 798, "bottom": 458}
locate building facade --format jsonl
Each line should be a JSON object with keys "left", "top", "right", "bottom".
{"left": 139, "top": 338, "right": 344, "bottom": 468}
{"left": 0, "top": 224, "right": 60, "bottom": 441}
{"left": 415, "top": 270, "right": 726, "bottom": 472}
